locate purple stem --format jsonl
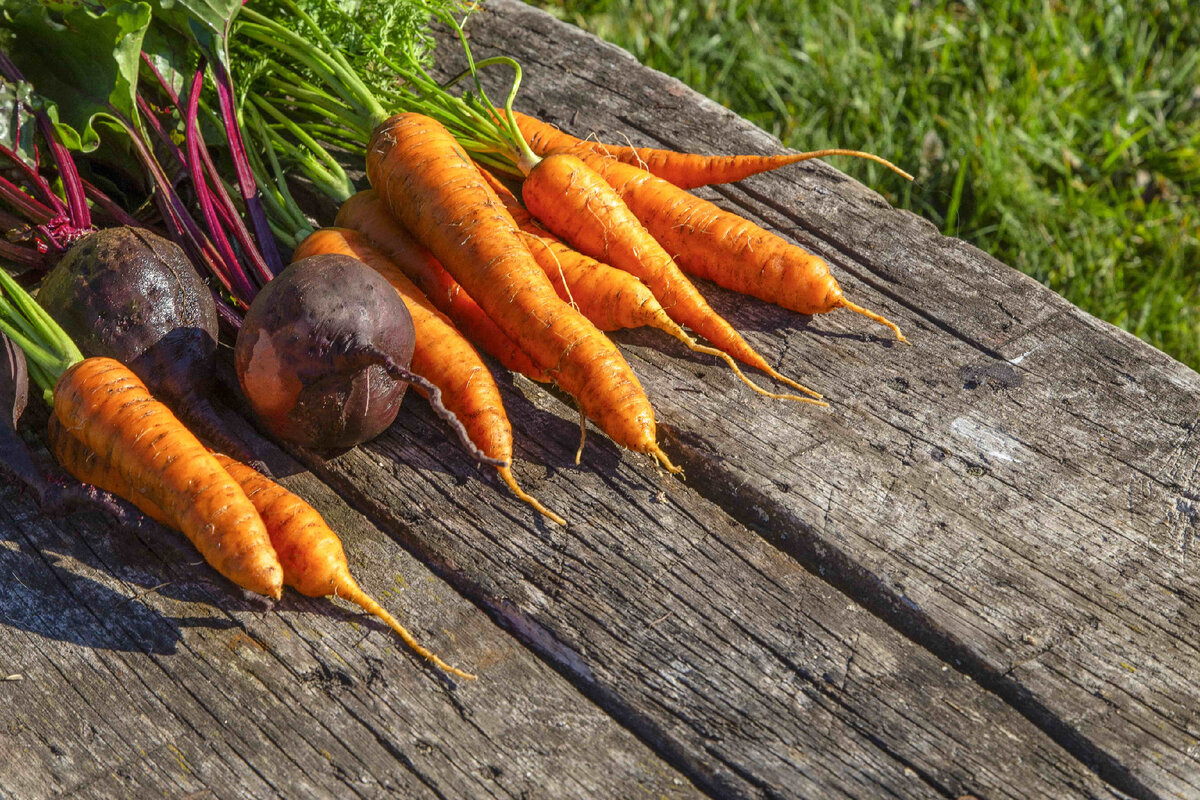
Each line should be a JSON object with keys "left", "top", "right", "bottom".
{"left": 184, "top": 66, "right": 248, "bottom": 304}
{"left": 196, "top": 125, "right": 273, "bottom": 291}
{"left": 0, "top": 238, "right": 47, "bottom": 267}
{"left": 120, "top": 113, "right": 244, "bottom": 298}
{"left": 35, "top": 112, "right": 90, "bottom": 229}
{"left": 213, "top": 291, "right": 244, "bottom": 335}
{"left": 140, "top": 60, "right": 265, "bottom": 301}
{"left": 0, "top": 143, "right": 66, "bottom": 216}
{"left": 211, "top": 60, "right": 282, "bottom": 276}
{"left": 0, "top": 171, "right": 55, "bottom": 224}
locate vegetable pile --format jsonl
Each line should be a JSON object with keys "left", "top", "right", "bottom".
{"left": 0, "top": 0, "right": 910, "bottom": 680}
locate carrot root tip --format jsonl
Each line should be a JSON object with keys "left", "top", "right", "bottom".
{"left": 838, "top": 299, "right": 907, "bottom": 343}
{"left": 652, "top": 446, "right": 683, "bottom": 475}
{"left": 342, "top": 583, "right": 476, "bottom": 680}
{"left": 498, "top": 465, "right": 567, "bottom": 527}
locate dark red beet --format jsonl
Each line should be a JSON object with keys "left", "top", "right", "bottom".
{"left": 36, "top": 226, "right": 259, "bottom": 465}
{"left": 235, "top": 253, "right": 418, "bottom": 451}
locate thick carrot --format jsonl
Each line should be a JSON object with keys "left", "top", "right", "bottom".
{"left": 513, "top": 111, "right": 912, "bottom": 189}
{"left": 293, "top": 227, "right": 565, "bottom": 526}
{"left": 366, "top": 113, "right": 677, "bottom": 472}
{"left": 335, "top": 191, "right": 550, "bottom": 384}
{"left": 566, "top": 148, "right": 907, "bottom": 341}
{"left": 522, "top": 152, "right": 823, "bottom": 397}
{"left": 52, "top": 357, "right": 283, "bottom": 598}
{"left": 477, "top": 167, "right": 823, "bottom": 405}
{"left": 47, "top": 415, "right": 473, "bottom": 679}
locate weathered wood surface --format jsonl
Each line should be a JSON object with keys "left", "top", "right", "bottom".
{"left": 1, "top": 1, "right": 1196, "bottom": 798}
{"left": 448, "top": 2, "right": 1200, "bottom": 798}
{"left": 0, "top": 407, "right": 702, "bottom": 800}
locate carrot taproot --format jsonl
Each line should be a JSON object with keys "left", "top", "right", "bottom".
{"left": 366, "top": 113, "right": 678, "bottom": 472}
{"left": 564, "top": 148, "right": 907, "bottom": 341}
{"left": 47, "top": 414, "right": 473, "bottom": 679}
{"left": 335, "top": 190, "right": 550, "bottom": 384}
{"left": 293, "top": 227, "right": 565, "bottom": 526}
{"left": 477, "top": 166, "right": 823, "bottom": 405}
{"left": 512, "top": 111, "right": 912, "bottom": 189}
{"left": 52, "top": 357, "right": 283, "bottom": 598}
{"left": 521, "top": 152, "right": 824, "bottom": 397}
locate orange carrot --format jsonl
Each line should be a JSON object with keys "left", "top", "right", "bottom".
{"left": 335, "top": 191, "right": 550, "bottom": 384}
{"left": 522, "top": 152, "right": 824, "bottom": 397}
{"left": 366, "top": 113, "right": 677, "bottom": 472}
{"left": 47, "top": 414, "right": 473, "bottom": 679}
{"left": 293, "top": 227, "right": 565, "bottom": 526}
{"left": 513, "top": 111, "right": 912, "bottom": 189}
{"left": 477, "top": 167, "right": 823, "bottom": 405}
{"left": 52, "top": 357, "right": 283, "bottom": 598}
{"left": 566, "top": 148, "right": 907, "bottom": 341}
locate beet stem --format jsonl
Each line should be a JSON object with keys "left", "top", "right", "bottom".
{"left": 350, "top": 343, "right": 506, "bottom": 468}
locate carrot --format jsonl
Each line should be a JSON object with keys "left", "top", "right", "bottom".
{"left": 366, "top": 113, "right": 678, "bottom": 472}
{"left": 477, "top": 167, "right": 823, "bottom": 405}
{"left": 47, "top": 414, "right": 473, "bottom": 679}
{"left": 53, "top": 358, "right": 284, "bottom": 598}
{"left": 512, "top": 111, "right": 912, "bottom": 189}
{"left": 335, "top": 191, "right": 550, "bottom": 384}
{"left": 521, "top": 152, "right": 824, "bottom": 397}
{"left": 564, "top": 148, "right": 907, "bottom": 341}
{"left": 293, "top": 227, "right": 565, "bottom": 526}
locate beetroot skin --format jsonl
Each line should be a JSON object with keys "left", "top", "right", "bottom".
{"left": 235, "top": 253, "right": 416, "bottom": 450}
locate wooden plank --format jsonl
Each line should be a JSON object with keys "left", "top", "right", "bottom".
{"left": 295, "top": 393, "right": 1128, "bottom": 799}
{"left": 0, "top": 411, "right": 703, "bottom": 800}
{"left": 448, "top": 2, "right": 1200, "bottom": 797}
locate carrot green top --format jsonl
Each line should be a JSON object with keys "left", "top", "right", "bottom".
{"left": 232, "top": 0, "right": 540, "bottom": 246}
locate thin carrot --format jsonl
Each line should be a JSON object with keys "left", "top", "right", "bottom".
{"left": 478, "top": 167, "right": 823, "bottom": 405}
{"left": 335, "top": 191, "right": 550, "bottom": 384}
{"left": 293, "top": 227, "right": 565, "bottom": 526}
{"left": 366, "top": 113, "right": 677, "bottom": 472}
{"left": 47, "top": 414, "right": 473, "bottom": 679}
{"left": 566, "top": 148, "right": 908, "bottom": 341}
{"left": 522, "top": 152, "right": 824, "bottom": 397}
{"left": 513, "top": 111, "right": 912, "bottom": 189}
{"left": 54, "top": 358, "right": 284, "bottom": 598}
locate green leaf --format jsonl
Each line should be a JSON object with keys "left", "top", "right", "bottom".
{"left": 0, "top": 80, "right": 38, "bottom": 167}
{"left": 3, "top": 2, "right": 152, "bottom": 152}
{"left": 136, "top": 0, "right": 243, "bottom": 66}
{"left": 140, "top": 15, "right": 200, "bottom": 97}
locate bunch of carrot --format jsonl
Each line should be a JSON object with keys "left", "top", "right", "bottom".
{"left": 233, "top": 2, "right": 910, "bottom": 522}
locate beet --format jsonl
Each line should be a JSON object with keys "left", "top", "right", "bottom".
{"left": 235, "top": 253, "right": 418, "bottom": 450}
{"left": 36, "top": 226, "right": 258, "bottom": 464}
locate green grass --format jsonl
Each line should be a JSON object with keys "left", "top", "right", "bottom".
{"left": 529, "top": 0, "right": 1200, "bottom": 367}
